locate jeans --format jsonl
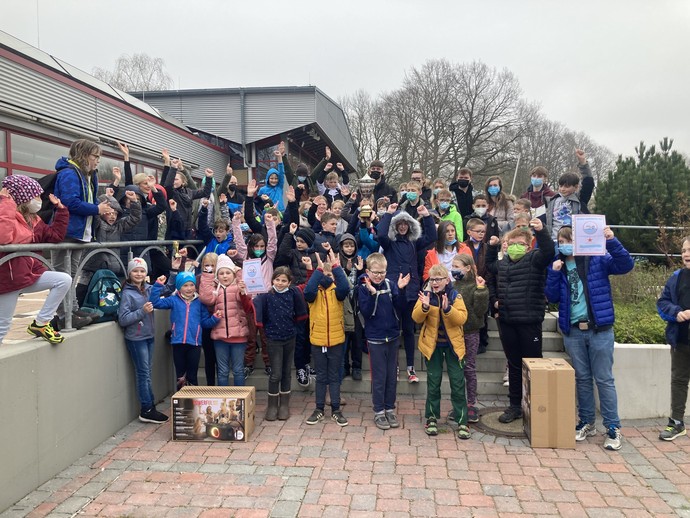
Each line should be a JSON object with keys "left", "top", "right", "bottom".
{"left": 369, "top": 338, "right": 399, "bottom": 413}
{"left": 172, "top": 344, "right": 202, "bottom": 386}
{"left": 498, "top": 320, "right": 543, "bottom": 407}
{"left": 0, "top": 270, "right": 71, "bottom": 343}
{"left": 563, "top": 327, "right": 620, "bottom": 429}
{"left": 125, "top": 338, "right": 155, "bottom": 411}
{"left": 425, "top": 346, "right": 467, "bottom": 424}
{"left": 313, "top": 343, "right": 344, "bottom": 411}
{"left": 670, "top": 342, "right": 690, "bottom": 421}
{"left": 266, "top": 337, "right": 295, "bottom": 394}
{"left": 214, "top": 340, "right": 246, "bottom": 386}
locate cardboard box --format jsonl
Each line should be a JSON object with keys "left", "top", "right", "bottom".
{"left": 171, "top": 386, "right": 255, "bottom": 442}
{"left": 522, "top": 358, "right": 576, "bottom": 449}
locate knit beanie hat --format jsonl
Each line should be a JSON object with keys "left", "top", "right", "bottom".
{"left": 295, "top": 228, "right": 316, "bottom": 247}
{"left": 175, "top": 271, "right": 196, "bottom": 291}
{"left": 215, "top": 254, "right": 240, "bottom": 277}
{"left": 127, "top": 257, "right": 148, "bottom": 276}
{"left": 2, "top": 174, "right": 43, "bottom": 205}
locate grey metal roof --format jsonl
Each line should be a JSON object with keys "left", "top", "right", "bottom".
{"left": 135, "top": 86, "right": 358, "bottom": 172}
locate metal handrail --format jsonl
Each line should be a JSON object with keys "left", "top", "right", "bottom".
{"left": 0, "top": 239, "right": 203, "bottom": 331}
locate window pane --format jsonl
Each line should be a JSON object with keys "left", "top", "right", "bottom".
{"left": 0, "top": 168, "right": 6, "bottom": 182}
{"left": 11, "top": 134, "right": 69, "bottom": 171}
{"left": 97, "top": 157, "right": 124, "bottom": 184}
{"left": 143, "top": 166, "right": 159, "bottom": 183}
{"left": 0, "top": 130, "right": 6, "bottom": 161}
{"left": 11, "top": 170, "right": 45, "bottom": 180}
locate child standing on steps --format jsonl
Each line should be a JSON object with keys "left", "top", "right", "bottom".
{"left": 412, "top": 264, "right": 470, "bottom": 439}
{"left": 253, "top": 267, "right": 308, "bottom": 421}
{"left": 118, "top": 258, "right": 169, "bottom": 424}
{"left": 303, "top": 251, "right": 351, "bottom": 427}
{"left": 150, "top": 271, "right": 220, "bottom": 389}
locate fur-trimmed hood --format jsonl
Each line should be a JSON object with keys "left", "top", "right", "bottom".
{"left": 388, "top": 211, "right": 422, "bottom": 242}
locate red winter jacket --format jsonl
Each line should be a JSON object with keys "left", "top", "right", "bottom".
{"left": 0, "top": 196, "right": 69, "bottom": 294}
{"left": 198, "top": 272, "right": 253, "bottom": 342}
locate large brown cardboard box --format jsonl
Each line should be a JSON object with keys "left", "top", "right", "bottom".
{"left": 522, "top": 358, "right": 575, "bottom": 449}
{"left": 171, "top": 386, "right": 255, "bottom": 442}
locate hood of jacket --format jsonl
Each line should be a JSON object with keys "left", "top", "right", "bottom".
{"left": 388, "top": 211, "right": 422, "bottom": 242}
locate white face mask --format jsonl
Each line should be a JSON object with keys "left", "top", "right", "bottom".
{"left": 274, "top": 286, "right": 290, "bottom": 294}
{"left": 27, "top": 199, "right": 42, "bottom": 213}
{"left": 474, "top": 207, "right": 487, "bottom": 217}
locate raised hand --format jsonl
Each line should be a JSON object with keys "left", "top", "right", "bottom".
{"left": 604, "top": 226, "right": 614, "bottom": 240}
{"left": 289, "top": 222, "right": 298, "bottom": 234}
{"left": 117, "top": 141, "right": 129, "bottom": 160}
{"left": 489, "top": 235, "right": 500, "bottom": 246}
{"left": 476, "top": 275, "right": 486, "bottom": 287}
{"left": 205, "top": 168, "right": 214, "bottom": 178}
{"left": 202, "top": 198, "right": 210, "bottom": 208}
{"left": 111, "top": 166, "right": 121, "bottom": 183}
{"left": 97, "top": 200, "right": 111, "bottom": 215}
{"left": 363, "top": 275, "right": 376, "bottom": 294}
{"left": 327, "top": 249, "right": 339, "bottom": 268}
{"left": 233, "top": 210, "right": 242, "bottom": 222}
{"left": 169, "top": 199, "right": 177, "bottom": 211}
{"left": 398, "top": 273, "right": 410, "bottom": 289}
{"left": 575, "top": 148, "right": 587, "bottom": 165}
{"left": 336, "top": 162, "right": 344, "bottom": 171}
{"left": 355, "top": 256, "right": 364, "bottom": 271}
{"left": 157, "top": 275, "right": 167, "bottom": 284}
{"left": 325, "top": 146, "right": 331, "bottom": 161}
{"left": 273, "top": 148, "right": 282, "bottom": 159}
{"left": 529, "top": 218, "right": 543, "bottom": 232}
{"left": 324, "top": 162, "right": 333, "bottom": 172}
{"left": 278, "top": 141, "right": 286, "bottom": 156}
{"left": 301, "top": 256, "right": 313, "bottom": 270}
{"left": 264, "top": 212, "right": 274, "bottom": 223}
{"left": 341, "top": 185, "right": 350, "bottom": 197}
{"left": 219, "top": 193, "right": 227, "bottom": 204}
{"left": 124, "top": 189, "right": 137, "bottom": 202}
{"left": 417, "top": 205, "right": 429, "bottom": 217}
{"left": 321, "top": 241, "right": 331, "bottom": 252}
{"left": 228, "top": 248, "right": 238, "bottom": 258}
{"left": 387, "top": 203, "right": 398, "bottom": 214}
{"left": 105, "top": 187, "right": 115, "bottom": 197}
{"left": 316, "top": 252, "right": 324, "bottom": 270}
{"left": 442, "top": 293, "right": 449, "bottom": 310}
{"left": 286, "top": 185, "right": 296, "bottom": 202}
{"left": 48, "top": 193, "right": 64, "bottom": 209}
{"left": 246, "top": 179, "right": 257, "bottom": 197}
{"left": 161, "top": 148, "right": 170, "bottom": 165}
{"left": 226, "top": 164, "right": 233, "bottom": 176}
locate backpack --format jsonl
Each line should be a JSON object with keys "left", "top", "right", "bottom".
{"left": 82, "top": 269, "right": 122, "bottom": 323}
{"left": 37, "top": 172, "right": 58, "bottom": 223}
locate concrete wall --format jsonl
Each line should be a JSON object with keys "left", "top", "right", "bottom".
{"left": 0, "top": 313, "right": 173, "bottom": 513}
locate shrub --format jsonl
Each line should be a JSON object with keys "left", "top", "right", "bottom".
{"left": 613, "top": 300, "right": 666, "bottom": 344}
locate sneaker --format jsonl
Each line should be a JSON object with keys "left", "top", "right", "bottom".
{"left": 264, "top": 366, "right": 272, "bottom": 376}
{"left": 498, "top": 406, "right": 523, "bottom": 424}
{"left": 27, "top": 320, "right": 64, "bottom": 345}
{"left": 296, "top": 368, "right": 310, "bottom": 387}
{"left": 457, "top": 425, "right": 471, "bottom": 440}
{"left": 244, "top": 365, "right": 254, "bottom": 379}
{"left": 352, "top": 368, "right": 362, "bottom": 381}
{"left": 385, "top": 410, "right": 400, "bottom": 428}
{"left": 575, "top": 421, "right": 597, "bottom": 442}
{"left": 332, "top": 411, "right": 349, "bottom": 427}
{"left": 307, "top": 364, "right": 316, "bottom": 377}
{"left": 425, "top": 418, "right": 438, "bottom": 436}
{"left": 659, "top": 419, "right": 686, "bottom": 441}
{"left": 447, "top": 409, "right": 456, "bottom": 423}
{"left": 374, "top": 413, "right": 390, "bottom": 430}
{"left": 407, "top": 367, "right": 419, "bottom": 384}
{"left": 503, "top": 366, "right": 509, "bottom": 387}
{"left": 139, "top": 407, "right": 169, "bottom": 424}
{"left": 468, "top": 406, "right": 479, "bottom": 424}
{"left": 503, "top": 379, "right": 510, "bottom": 387}
{"left": 477, "top": 344, "right": 487, "bottom": 354}
{"left": 176, "top": 376, "right": 187, "bottom": 391}
{"left": 306, "top": 409, "right": 324, "bottom": 425}
{"left": 603, "top": 426, "right": 622, "bottom": 451}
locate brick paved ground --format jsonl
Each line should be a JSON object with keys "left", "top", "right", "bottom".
{"left": 2, "top": 392, "right": 690, "bottom": 518}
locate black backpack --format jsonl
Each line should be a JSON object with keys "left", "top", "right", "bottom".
{"left": 81, "top": 269, "right": 122, "bottom": 323}
{"left": 37, "top": 172, "right": 58, "bottom": 223}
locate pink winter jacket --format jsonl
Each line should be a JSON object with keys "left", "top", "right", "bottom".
{"left": 199, "top": 273, "right": 253, "bottom": 342}
{"left": 232, "top": 215, "right": 277, "bottom": 293}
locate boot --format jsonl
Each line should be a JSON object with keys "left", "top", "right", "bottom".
{"left": 278, "top": 391, "right": 291, "bottom": 420}
{"left": 265, "top": 393, "right": 279, "bottom": 421}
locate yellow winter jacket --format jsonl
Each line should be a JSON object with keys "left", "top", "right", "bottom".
{"left": 305, "top": 268, "right": 348, "bottom": 346}
{"left": 412, "top": 287, "right": 468, "bottom": 361}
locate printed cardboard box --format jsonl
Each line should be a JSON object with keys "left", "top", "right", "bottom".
{"left": 522, "top": 358, "right": 575, "bottom": 449}
{"left": 172, "top": 386, "right": 255, "bottom": 442}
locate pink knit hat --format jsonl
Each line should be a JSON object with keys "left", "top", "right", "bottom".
{"left": 2, "top": 175, "right": 43, "bottom": 205}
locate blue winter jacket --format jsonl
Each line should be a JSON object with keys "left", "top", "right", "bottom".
{"left": 544, "top": 237, "right": 634, "bottom": 335}
{"left": 54, "top": 157, "right": 100, "bottom": 240}
{"left": 657, "top": 269, "right": 689, "bottom": 348}
{"left": 149, "top": 282, "right": 219, "bottom": 346}
{"left": 258, "top": 163, "right": 285, "bottom": 212}
{"left": 357, "top": 275, "right": 406, "bottom": 342}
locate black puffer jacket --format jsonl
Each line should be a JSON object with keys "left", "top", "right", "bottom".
{"left": 486, "top": 228, "right": 554, "bottom": 323}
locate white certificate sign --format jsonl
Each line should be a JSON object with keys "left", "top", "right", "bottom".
{"left": 572, "top": 214, "right": 607, "bottom": 256}
{"left": 242, "top": 258, "right": 268, "bottom": 294}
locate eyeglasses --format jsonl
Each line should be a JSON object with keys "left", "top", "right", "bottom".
{"left": 429, "top": 278, "right": 446, "bottom": 283}
{"left": 368, "top": 270, "right": 386, "bottom": 276}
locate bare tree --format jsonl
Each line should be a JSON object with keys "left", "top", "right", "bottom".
{"left": 93, "top": 53, "right": 173, "bottom": 92}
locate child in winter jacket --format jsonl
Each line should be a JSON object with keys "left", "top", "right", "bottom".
{"left": 199, "top": 255, "right": 253, "bottom": 387}
{"left": 150, "top": 271, "right": 220, "bottom": 389}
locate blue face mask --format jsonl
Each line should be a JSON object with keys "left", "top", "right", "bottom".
{"left": 559, "top": 243, "right": 574, "bottom": 256}
{"left": 487, "top": 185, "right": 501, "bottom": 196}
{"left": 439, "top": 201, "right": 450, "bottom": 211}
{"left": 531, "top": 177, "right": 544, "bottom": 188}
{"left": 445, "top": 239, "right": 457, "bottom": 246}
{"left": 406, "top": 192, "right": 418, "bottom": 202}
{"left": 240, "top": 223, "right": 250, "bottom": 232}
{"left": 433, "top": 188, "right": 440, "bottom": 196}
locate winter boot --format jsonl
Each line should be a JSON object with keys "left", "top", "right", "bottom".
{"left": 278, "top": 391, "right": 291, "bottom": 420}
{"left": 265, "top": 393, "right": 279, "bottom": 421}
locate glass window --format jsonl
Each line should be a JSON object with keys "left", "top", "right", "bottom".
{"left": 0, "top": 130, "right": 6, "bottom": 161}
{"left": 11, "top": 134, "right": 69, "bottom": 171}
{"left": 97, "top": 157, "right": 124, "bottom": 184}
{"left": 12, "top": 170, "right": 45, "bottom": 180}
{"left": 0, "top": 168, "right": 6, "bottom": 182}
{"left": 143, "top": 166, "right": 159, "bottom": 183}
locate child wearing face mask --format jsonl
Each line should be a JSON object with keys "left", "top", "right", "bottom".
{"left": 451, "top": 254, "right": 489, "bottom": 424}
{"left": 0, "top": 175, "right": 71, "bottom": 345}
{"left": 253, "top": 267, "right": 309, "bottom": 421}
{"left": 486, "top": 219, "right": 555, "bottom": 425}
{"left": 463, "top": 194, "right": 500, "bottom": 244}
{"left": 520, "top": 166, "right": 555, "bottom": 218}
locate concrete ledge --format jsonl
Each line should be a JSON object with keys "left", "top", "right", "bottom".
{"left": 0, "top": 313, "right": 173, "bottom": 513}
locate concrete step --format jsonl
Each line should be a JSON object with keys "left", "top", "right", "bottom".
{"left": 487, "top": 313, "right": 559, "bottom": 333}
{"left": 486, "top": 331, "right": 564, "bottom": 353}
{"left": 476, "top": 350, "right": 569, "bottom": 372}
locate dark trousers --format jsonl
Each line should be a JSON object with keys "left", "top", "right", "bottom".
{"left": 266, "top": 337, "right": 295, "bottom": 394}
{"left": 368, "top": 337, "right": 399, "bottom": 413}
{"left": 343, "top": 320, "right": 364, "bottom": 372}
{"left": 201, "top": 327, "right": 216, "bottom": 385}
{"left": 294, "top": 319, "right": 312, "bottom": 370}
{"left": 671, "top": 342, "right": 690, "bottom": 421}
{"left": 401, "top": 299, "right": 417, "bottom": 368}
{"left": 172, "top": 344, "right": 202, "bottom": 386}
{"left": 498, "top": 320, "right": 543, "bottom": 407}
{"left": 313, "top": 343, "right": 344, "bottom": 411}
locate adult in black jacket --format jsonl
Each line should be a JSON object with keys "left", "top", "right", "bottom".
{"left": 366, "top": 160, "right": 398, "bottom": 205}
{"left": 486, "top": 219, "right": 554, "bottom": 423}
{"left": 449, "top": 167, "right": 478, "bottom": 219}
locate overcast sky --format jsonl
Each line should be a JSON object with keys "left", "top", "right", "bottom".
{"left": 2, "top": 0, "right": 689, "bottom": 158}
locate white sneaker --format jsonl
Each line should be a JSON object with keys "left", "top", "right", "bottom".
{"left": 575, "top": 422, "right": 597, "bottom": 441}
{"left": 603, "top": 426, "right": 622, "bottom": 451}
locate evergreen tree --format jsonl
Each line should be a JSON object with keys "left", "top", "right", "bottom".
{"left": 596, "top": 138, "right": 690, "bottom": 254}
